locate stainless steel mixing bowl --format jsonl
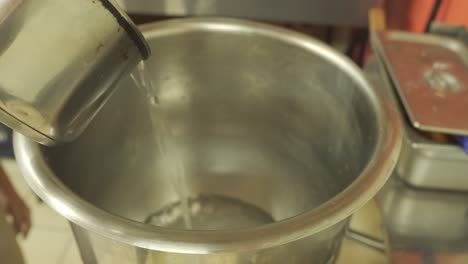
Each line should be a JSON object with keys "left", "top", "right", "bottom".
{"left": 14, "top": 18, "right": 402, "bottom": 263}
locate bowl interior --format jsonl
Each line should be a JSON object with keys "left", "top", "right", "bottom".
{"left": 44, "top": 21, "right": 379, "bottom": 230}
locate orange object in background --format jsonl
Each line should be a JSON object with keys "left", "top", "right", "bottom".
{"left": 362, "top": 0, "right": 468, "bottom": 65}
{"left": 435, "top": 253, "right": 468, "bottom": 264}
{"left": 385, "top": 0, "right": 468, "bottom": 33}
{"left": 392, "top": 252, "right": 424, "bottom": 264}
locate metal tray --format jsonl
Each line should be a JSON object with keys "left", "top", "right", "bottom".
{"left": 377, "top": 177, "right": 468, "bottom": 264}
{"left": 378, "top": 177, "right": 468, "bottom": 248}
{"left": 373, "top": 31, "right": 468, "bottom": 136}
{"left": 365, "top": 55, "right": 468, "bottom": 191}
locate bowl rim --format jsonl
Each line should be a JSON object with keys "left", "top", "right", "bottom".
{"left": 13, "top": 17, "right": 402, "bottom": 254}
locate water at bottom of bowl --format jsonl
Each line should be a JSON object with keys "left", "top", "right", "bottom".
{"left": 145, "top": 195, "right": 274, "bottom": 230}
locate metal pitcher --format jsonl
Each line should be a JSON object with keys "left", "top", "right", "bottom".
{"left": 0, "top": 0, "right": 149, "bottom": 145}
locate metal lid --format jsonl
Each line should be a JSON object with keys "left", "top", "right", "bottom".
{"left": 373, "top": 31, "right": 468, "bottom": 136}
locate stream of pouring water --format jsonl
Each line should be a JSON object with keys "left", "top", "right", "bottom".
{"left": 130, "top": 62, "right": 193, "bottom": 229}
{"left": 130, "top": 62, "right": 275, "bottom": 232}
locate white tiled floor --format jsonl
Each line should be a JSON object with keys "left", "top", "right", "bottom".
{"left": 2, "top": 158, "right": 388, "bottom": 264}
{"left": 2, "top": 159, "right": 82, "bottom": 264}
